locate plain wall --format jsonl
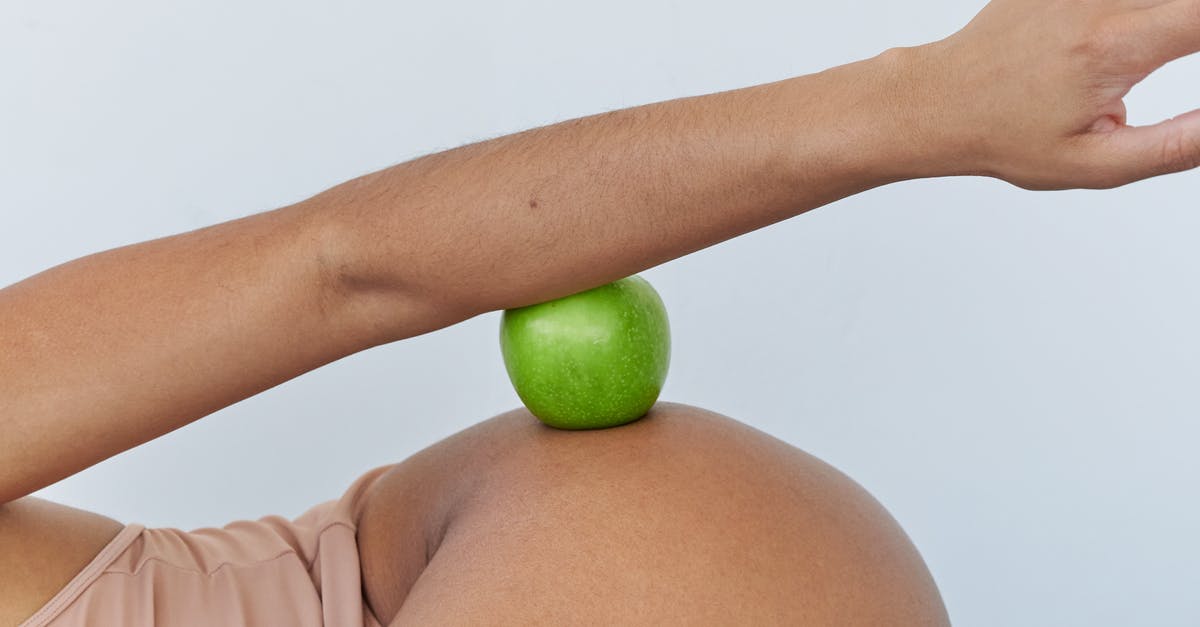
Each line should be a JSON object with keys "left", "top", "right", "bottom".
{"left": 4, "top": 1, "right": 1199, "bottom": 625}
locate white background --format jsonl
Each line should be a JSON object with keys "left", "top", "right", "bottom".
{"left": 3, "top": 1, "right": 1199, "bottom": 625}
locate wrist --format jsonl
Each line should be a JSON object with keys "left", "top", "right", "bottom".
{"left": 816, "top": 43, "right": 986, "bottom": 184}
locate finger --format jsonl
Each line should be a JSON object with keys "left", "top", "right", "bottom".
{"left": 1123, "top": 0, "right": 1200, "bottom": 67}
{"left": 1083, "top": 108, "right": 1200, "bottom": 185}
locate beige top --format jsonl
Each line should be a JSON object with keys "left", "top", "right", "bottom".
{"left": 20, "top": 465, "right": 394, "bottom": 627}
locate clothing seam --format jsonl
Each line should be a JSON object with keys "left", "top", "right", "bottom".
{"left": 18, "top": 524, "right": 145, "bottom": 627}
{"left": 112, "top": 520, "right": 358, "bottom": 577}
{"left": 19, "top": 518, "right": 360, "bottom": 626}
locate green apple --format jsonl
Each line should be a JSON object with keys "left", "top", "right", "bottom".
{"left": 499, "top": 275, "right": 671, "bottom": 430}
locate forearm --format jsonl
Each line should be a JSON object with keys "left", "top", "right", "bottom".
{"left": 317, "top": 0, "right": 1200, "bottom": 329}
{"left": 311, "top": 50, "right": 934, "bottom": 335}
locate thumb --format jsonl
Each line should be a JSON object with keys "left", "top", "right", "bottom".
{"left": 1085, "top": 108, "right": 1200, "bottom": 186}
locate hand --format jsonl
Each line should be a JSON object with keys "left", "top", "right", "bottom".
{"left": 915, "top": 0, "right": 1200, "bottom": 189}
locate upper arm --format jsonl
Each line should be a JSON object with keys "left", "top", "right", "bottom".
{"left": 0, "top": 205, "right": 367, "bottom": 504}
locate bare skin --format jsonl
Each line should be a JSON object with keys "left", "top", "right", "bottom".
{"left": 357, "top": 403, "right": 948, "bottom": 625}
{"left": 2, "top": 0, "right": 1198, "bottom": 624}
{"left": 0, "top": 502, "right": 122, "bottom": 626}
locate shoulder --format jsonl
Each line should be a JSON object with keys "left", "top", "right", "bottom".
{"left": 0, "top": 497, "right": 124, "bottom": 626}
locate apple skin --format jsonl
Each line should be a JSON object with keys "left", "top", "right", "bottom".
{"left": 499, "top": 275, "right": 671, "bottom": 430}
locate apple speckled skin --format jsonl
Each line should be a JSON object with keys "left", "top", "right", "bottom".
{"left": 499, "top": 275, "right": 671, "bottom": 430}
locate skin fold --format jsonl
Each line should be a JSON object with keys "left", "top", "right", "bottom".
{"left": 1, "top": 0, "right": 1197, "bottom": 624}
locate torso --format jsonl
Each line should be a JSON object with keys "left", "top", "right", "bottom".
{"left": 0, "top": 471, "right": 440, "bottom": 627}
{"left": 355, "top": 452, "right": 461, "bottom": 625}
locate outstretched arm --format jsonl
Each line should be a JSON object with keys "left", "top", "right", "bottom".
{"left": 3, "top": 0, "right": 1198, "bottom": 504}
